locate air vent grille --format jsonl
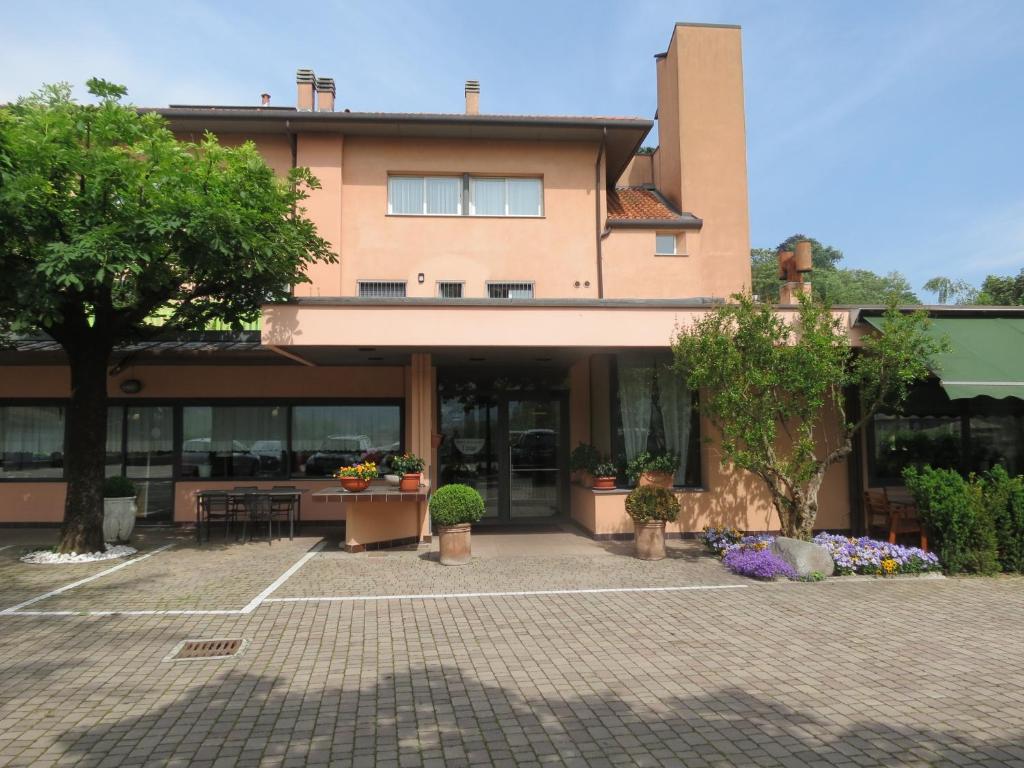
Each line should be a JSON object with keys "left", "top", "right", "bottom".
{"left": 165, "top": 638, "right": 247, "bottom": 661}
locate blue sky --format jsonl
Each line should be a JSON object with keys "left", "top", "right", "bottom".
{"left": 3, "top": 0, "right": 1022, "bottom": 295}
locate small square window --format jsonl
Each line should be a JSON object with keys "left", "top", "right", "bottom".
{"left": 655, "top": 233, "right": 677, "bottom": 255}
{"left": 437, "top": 281, "right": 464, "bottom": 298}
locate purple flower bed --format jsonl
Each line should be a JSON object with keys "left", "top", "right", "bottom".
{"left": 812, "top": 533, "right": 940, "bottom": 575}
{"left": 722, "top": 548, "right": 797, "bottom": 580}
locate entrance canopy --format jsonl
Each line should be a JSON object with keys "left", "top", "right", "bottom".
{"left": 865, "top": 316, "right": 1024, "bottom": 401}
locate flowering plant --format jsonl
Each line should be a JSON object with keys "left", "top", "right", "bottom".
{"left": 722, "top": 548, "right": 796, "bottom": 580}
{"left": 812, "top": 533, "right": 940, "bottom": 576}
{"left": 701, "top": 527, "right": 773, "bottom": 557}
{"left": 334, "top": 461, "right": 379, "bottom": 481}
{"left": 390, "top": 452, "right": 425, "bottom": 476}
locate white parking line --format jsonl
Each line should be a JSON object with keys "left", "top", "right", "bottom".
{"left": 0, "top": 544, "right": 176, "bottom": 615}
{"left": 240, "top": 541, "right": 327, "bottom": 613}
{"left": 264, "top": 583, "right": 749, "bottom": 603}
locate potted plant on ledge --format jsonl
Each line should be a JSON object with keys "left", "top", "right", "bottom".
{"left": 391, "top": 452, "right": 426, "bottom": 491}
{"left": 592, "top": 460, "right": 618, "bottom": 490}
{"left": 103, "top": 476, "right": 137, "bottom": 544}
{"left": 626, "top": 450, "right": 681, "bottom": 489}
{"left": 625, "top": 485, "right": 680, "bottom": 561}
{"left": 570, "top": 443, "right": 601, "bottom": 487}
{"left": 335, "top": 461, "right": 378, "bottom": 492}
{"left": 430, "top": 483, "right": 485, "bottom": 566}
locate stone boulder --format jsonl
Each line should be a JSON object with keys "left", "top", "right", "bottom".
{"left": 771, "top": 536, "right": 835, "bottom": 577}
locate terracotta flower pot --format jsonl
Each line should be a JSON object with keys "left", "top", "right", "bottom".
{"left": 437, "top": 523, "right": 472, "bottom": 566}
{"left": 639, "top": 471, "right": 673, "bottom": 489}
{"left": 592, "top": 476, "right": 616, "bottom": 490}
{"left": 634, "top": 520, "right": 667, "bottom": 561}
{"left": 399, "top": 473, "right": 421, "bottom": 491}
{"left": 340, "top": 477, "right": 370, "bottom": 492}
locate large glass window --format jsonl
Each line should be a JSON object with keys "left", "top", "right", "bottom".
{"left": 470, "top": 177, "right": 543, "bottom": 217}
{"left": 969, "top": 399, "right": 1024, "bottom": 477}
{"left": 0, "top": 405, "right": 65, "bottom": 479}
{"left": 388, "top": 176, "right": 461, "bottom": 215}
{"left": 292, "top": 404, "right": 403, "bottom": 477}
{"left": 611, "top": 355, "right": 701, "bottom": 487}
{"left": 181, "top": 405, "right": 288, "bottom": 479}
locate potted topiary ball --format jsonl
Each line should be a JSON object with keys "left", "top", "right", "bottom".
{"left": 103, "top": 476, "right": 137, "bottom": 544}
{"left": 624, "top": 485, "right": 680, "bottom": 561}
{"left": 430, "top": 483, "right": 485, "bottom": 566}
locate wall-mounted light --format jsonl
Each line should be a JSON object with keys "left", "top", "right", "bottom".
{"left": 119, "top": 379, "right": 143, "bottom": 394}
{"left": 417, "top": 273, "right": 425, "bottom": 284}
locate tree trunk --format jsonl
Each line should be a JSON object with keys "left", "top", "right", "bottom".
{"left": 58, "top": 344, "right": 111, "bottom": 554}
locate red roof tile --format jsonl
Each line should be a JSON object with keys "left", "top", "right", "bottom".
{"left": 607, "top": 186, "right": 681, "bottom": 220}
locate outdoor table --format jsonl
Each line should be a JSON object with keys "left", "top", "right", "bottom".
{"left": 195, "top": 488, "right": 303, "bottom": 543}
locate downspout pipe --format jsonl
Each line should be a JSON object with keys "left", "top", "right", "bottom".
{"left": 594, "top": 127, "right": 607, "bottom": 299}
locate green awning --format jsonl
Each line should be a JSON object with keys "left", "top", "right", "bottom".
{"left": 865, "top": 316, "right": 1024, "bottom": 401}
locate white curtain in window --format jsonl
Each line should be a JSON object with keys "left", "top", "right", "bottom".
{"left": 617, "top": 359, "right": 654, "bottom": 461}
{"left": 426, "top": 177, "right": 460, "bottom": 215}
{"left": 470, "top": 178, "right": 506, "bottom": 215}
{"left": 656, "top": 362, "right": 692, "bottom": 485}
{"left": 388, "top": 176, "right": 424, "bottom": 214}
{"left": 0, "top": 405, "right": 65, "bottom": 477}
{"left": 507, "top": 178, "right": 542, "bottom": 216}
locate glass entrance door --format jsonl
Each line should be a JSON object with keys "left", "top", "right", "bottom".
{"left": 439, "top": 390, "right": 566, "bottom": 522}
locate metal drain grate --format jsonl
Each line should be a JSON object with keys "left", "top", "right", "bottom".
{"left": 165, "top": 638, "right": 248, "bottom": 661}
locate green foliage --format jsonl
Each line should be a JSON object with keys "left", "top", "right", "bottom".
{"left": 570, "top": 443, "right": 601, "bottom": 473}
{"left": 624, "top": 450, "right": 680, "bottom": 484}
{"left": 102, "top": 476, "right": 136, "bottom": 498}
{"left": 979, "top": 465, "right": 1024, "bottom": 572}
{"left": 624, "top": 485, "right": 680, "bottom": 523}
{"left": 391, "top": 452, "right": 425, "bottom": 475}
{"left": 923, "top": 276, "right": 979, "bottom": 305}
{"left": 978, "top": 268, "right": 1024, "bottom": 306}
{"left": 672, "top": 294, "right": 942, "bottom": 539}
{"left": 750, "top": 235, "right": 918, "bottom": 305}
{"left": 902, "top": 466, "right": 999, "bottom": 575}
{"left": 430, "top": 483, "right": 485, "bottom": 527}
{"left": 593, "top": 460, "right": 618, "bottom": 478}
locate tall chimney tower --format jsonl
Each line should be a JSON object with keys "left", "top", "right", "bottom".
{"left": 316, "top": 77, "right": 336, "bottom": 112}
{"left": 296, "top": 68, "right": 316, "bottom": 111}
{"left": 464, "top": 80, "right": 480, "bottom": 114}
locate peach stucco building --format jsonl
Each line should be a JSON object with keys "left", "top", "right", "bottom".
{"left": 1, "top": 23, "right": 865, "bottom": 544}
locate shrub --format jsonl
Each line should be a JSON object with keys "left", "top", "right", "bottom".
{"left": 624, "top": 485, "right": 680, "bottom": 523}
{"left": 570, "top": 443, "right": 601, "bottom": 474}
{"left": 430, "top": 484, "right": 485, "bottom": 527}
{"left": 723, "top": 548, "right": 796, "bottom": 580}
{"left": 625, "top": 450, "right": 681, "bottom": 484}
{"left": 979, "top": 465, "right": 1024, "bottom": 573}
{"left": 102, "top": 476, "right": 136, "bottom": 498}
{"left": 903, "top": 466, "right": 998, "bottom": 575}
{"left": 391, "top": 452, "right": 425, "bottom": 475}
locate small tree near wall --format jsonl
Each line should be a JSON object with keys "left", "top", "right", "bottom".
{"left": 671, "top": 294, "right": 943, "bottom": 539}
{"left": 0, "top": 80, "right": 335, "bottom": 553}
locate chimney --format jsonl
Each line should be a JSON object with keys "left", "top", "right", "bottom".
{"left": 296, "top": 68, "right": 316, "bottom": 111}
{"left": 260, "top": 92, "right": 271, "bottom": 106}
{"left": 653, "top": 24, "right": 750, "bottom": 298}
{"left": 777, "top": 240, "right": 813, "bottom": 304}
{"left": 464, "top": 80, "right": 480, "bottom": 114}
{"left": 316, "top": 76, "right": 335, "bottom": 112}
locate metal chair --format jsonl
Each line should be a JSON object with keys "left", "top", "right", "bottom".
{"left": 199, "top": 491, "right": 233, "bottom": 543}
{"left": 271, "top": 486, "right": 300, "bottom": 537}
{"left": 242, "top": 491, "right": 277, "bottom": 544}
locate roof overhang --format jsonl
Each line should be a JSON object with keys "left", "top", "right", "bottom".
{"left": 606, "top": 215, "right": 703, "bottom": 230}
{"left": 149, "top": 108, "right": 652, "bottom": 185}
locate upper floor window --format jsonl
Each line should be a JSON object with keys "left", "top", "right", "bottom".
{"left": 388, "top": 176, "right": 461, "bottom": 216}
{"left": 358, "top": 280, "right": 407, "bottom": 298}
{"left": 655, "top": 233, "right": 677, "bottom": 255}
{"left": 487, "top": 281, "right": 534, "bottom": 299}
{"left": 470, "top": 177, "right": 543, "bottom": 217}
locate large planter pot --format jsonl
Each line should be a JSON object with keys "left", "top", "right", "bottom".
{"left": 399, "top": 473, "right": 422, "bottom": 492}
{"left": 639, "top": 471, "right": 673, "bottom": 489}
{"left": 634, "top": 520, "right": 666, "bottom": 561}
{"left": 437, "top": 523, "right": 472, "bottom": 566}
{"left": 340, "top": 477, "right": 370, "bottom": 492}
{"left": 592, "top": 476, "right": 616, "bottom": 490}
{"left": 103, "top": 496, "right": 137, "bottom": 544}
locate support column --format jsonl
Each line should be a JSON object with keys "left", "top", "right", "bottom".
{"left": 408, "top": 352, "right": 434, "bottom": 542}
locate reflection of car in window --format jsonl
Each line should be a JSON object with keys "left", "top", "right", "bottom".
{"left": 250, "top": 440, "right": 285, "bottom": 472}
{"left": 181, "top": 437, "right": 260, "bottom": 477}
{"left": 303, "top": 434, "right": 373, "bottom": 477}
{"left": 511, "top": 429, "right": 556, "bottom": 468}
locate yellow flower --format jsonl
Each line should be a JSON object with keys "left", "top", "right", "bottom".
{"left": 881, "top": 558, "right": 897, "bottom": 575}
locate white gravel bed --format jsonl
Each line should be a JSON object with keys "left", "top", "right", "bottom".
{"left": 20, "top": 545, "right": 138, "bottom": 564}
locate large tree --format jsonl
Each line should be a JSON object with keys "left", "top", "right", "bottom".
{"left": 751, "top": 234, "right": 918, "bottom": 305}
{"left": 672, "top": 294, "right": 943, "bottom": 539}
{"left": 0, "top": 80, "right": 335, "bottom": 552}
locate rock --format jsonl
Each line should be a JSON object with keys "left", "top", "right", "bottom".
{"left": 771, "top": 536, "right": 835, "bottom": 577}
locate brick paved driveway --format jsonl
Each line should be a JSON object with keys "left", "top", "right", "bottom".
{"left": 1, "top": 529, "right": 1022, "bottom": 767}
